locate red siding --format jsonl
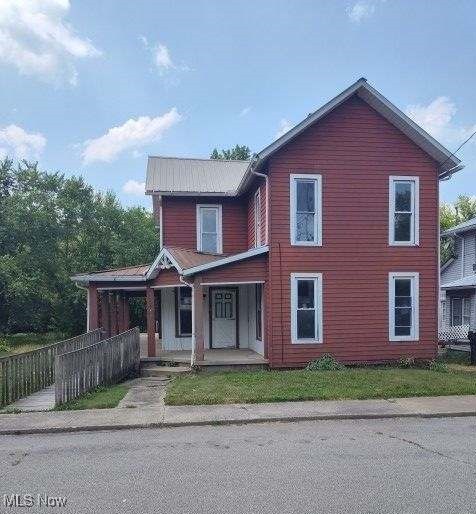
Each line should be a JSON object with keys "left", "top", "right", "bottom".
{"left": 198, "top": 254, "right": 267, "bottom": 283}
{"left": 266, "top": 95, "right": 439, "bottom": 367}
{"left": 151, "top": 269, "right": 182, "bottom": 287}
{"left": 160, "top": 196, "right": 248, "bottom": 254}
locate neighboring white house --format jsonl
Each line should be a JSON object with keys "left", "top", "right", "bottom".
{"left": 440, "top": 218, "right": 476, "bottom": 340}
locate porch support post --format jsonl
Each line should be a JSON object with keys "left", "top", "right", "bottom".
{"left": 123, "top": 293, "right": 130, "bottom": 331}
{"left": 193, "top": 277, "right": 204, "bottom": 364}
{"left": 117, "top": 292, "right": 125, "bottom": 334}
{"left": 146, "top": 286, "right": 156, "bottom": 357}
{"left": 110, "top": 293, "right": 118, "bottom": 336}
{"left": 87, "top": 285, "right": 99, "bottom": 331}
{"left": 100, "top": 292, "right": 110, "bottom": 338}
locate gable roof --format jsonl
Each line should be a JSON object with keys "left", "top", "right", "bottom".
{"left": 146, "top": 156, "right": 250, "bottom": 195}
{"left": 146, "top": 78, "right": 463, "bottom": 197}
{"left": 442, "top": 217, "right": 476, "bottom": 237}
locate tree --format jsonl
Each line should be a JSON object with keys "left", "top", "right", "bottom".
{"left": 440, "top": 195, "right": 476, "bottom": 263}
{"left": 0, "top": 159, "right": 159, "bottom": 335}
{"left": 210, "top": 145, "right": 251, "bottom": 160}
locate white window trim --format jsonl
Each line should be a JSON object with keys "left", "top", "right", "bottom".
{"left": 254, "top": 188, "right": 262, "bottom": 248}
{"left": 196, "top": 204, "right": 223, "bottom": 254}
{"left": 290, "top": 173, "right": 322, "bottom": 246}
{"left": 290, "top": 272, "right": 323, "bottom": 344}
{"left": 451, "top": 297, "right": 471, "bottom": 327}
{"left": 388, "top": 272, "right": 419, "bottom": 342}
{"left": 389, "top": 176, "right": 420, "bottom": 246}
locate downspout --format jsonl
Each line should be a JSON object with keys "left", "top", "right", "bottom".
{"left": 251, "top": 169, "right": 269, "bottom": 245}
{"left": 179, "top": 275, "right": 195, "bottom": 367}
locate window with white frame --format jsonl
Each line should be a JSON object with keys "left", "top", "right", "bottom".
{"left": 451, "top": 298, "right": 471, "bottom": 326}
{"left": 197, "top": 204, "right": 222, "bottom": 254}
{"left": 290, "top": 174, "right": 322, "bottom": 246}
{"left": 389, "top": 272, "right": 419, "bottom": 341}
{"left": 254, "top": 188, "right": 262, "bottom": 247}
{"left": 291, "top": 273, "right": 323, "bottom": 343}
{"left": 176, "top": 287, "right": 192, "bottom": 337}
{"left": 255, "top": 284, "right": 263, "bottom": 341}
{"left": 389, "top": 177, "right": 419, "bottom": 245}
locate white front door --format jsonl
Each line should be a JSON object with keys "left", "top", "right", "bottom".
{"left": 210, "top": 289, "right": 237, "bottom": 348}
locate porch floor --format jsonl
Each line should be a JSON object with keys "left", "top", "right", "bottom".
{"left": 140, "top": 334, "right": 268, "bottom": 366}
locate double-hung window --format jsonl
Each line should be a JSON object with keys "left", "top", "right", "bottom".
{"left": 197, "top": 204, "right": 222, "bottom": 254}
{"left": 389, "top": 272, "right": 419, "bottom": 341}
{"left": 451, "top": 298, "right": 471, "bottom": 326}
{"left": 389, "top": 176, "right": 419, "bottom": 246}
{"left": 254, "top": 189, "right": 262, "bottom": 247}
{"left": 255, "top": 284, "right": 263, "bottom": 341}
{"left": 176, "top": 287, "right": 192, "bottom": 337}
{"left": 290, "top": 174, "right": 322, "bottom": 246}
{"left": 291, "top": 273, "right": 323, "bottom": 343}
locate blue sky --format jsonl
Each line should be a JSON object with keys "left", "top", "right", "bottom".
{"left": 0, "top": 0, "right": 474, "bottom": 209}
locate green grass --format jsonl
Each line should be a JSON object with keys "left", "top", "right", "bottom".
{"left": 165, "top": 366, "right": 476, "bottom": 406}
{"left": 0, "top": 332, "right": 67, "bottom": 357}
{"left": 54, "top": 384, "right": 129, "bottom": 411}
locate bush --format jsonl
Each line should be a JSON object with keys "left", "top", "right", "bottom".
{"left": 428, "top": 360, "right": 449, "bottom": 373}
{"left": 398, "top": 356, "right": 415, "bottom": 368}
{"left": 306, "top": 354, "right": 346, "bottom": 371}
{"left": 0, "top": 338, "right": 12, "bottom": 354}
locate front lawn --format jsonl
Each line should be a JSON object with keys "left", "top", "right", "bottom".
{"left": 165, "top": 367, "right": 476, "bottom": 406}
{"left": 0, "top": 332, "right": 67, "bottom": 357}
{"left": 54, "top": 384, "right": 129, "bottom": 411}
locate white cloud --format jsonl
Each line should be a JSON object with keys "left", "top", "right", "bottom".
{"left": 406, "top": 96, "right": 476, "bottom": 145}
{"left": 239, "top": 107, "right": 251, "bottom": 117}
{"left": 140, "top": 35, "right": 189, "bottom": 75}
{"left": 0, "top": 124, "right": 46, "bottom": 160}
{"left": 123, "top": 179, "right": 145, "bottom": 196}
{"left": 275, "top": 118, "right": 294, "bottom": 139}
{"left": 0, "top": 0, "right": 101, "bottom": 86}
{"left": 347, "top": 1, "right": 376, "bottom": 22}
{"left": 81, "top": 108, "right": 182, "bottom": 165}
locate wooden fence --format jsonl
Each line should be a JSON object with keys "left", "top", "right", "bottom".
{"left": 55, "top": 327, "right": 140, "bottom": 405}
{"left": 0, "top": 329, "right": 103, "bottom": 408}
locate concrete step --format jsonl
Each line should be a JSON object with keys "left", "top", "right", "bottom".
{"left": 140, "top": 365, "right": 191, "bottom": 378}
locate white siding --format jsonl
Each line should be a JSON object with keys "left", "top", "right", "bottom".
{"left": 160, "top": 287, "right": 192, "bottom": 350}
{"left": 464, "top": 233, "right": 476, "bottom": 276}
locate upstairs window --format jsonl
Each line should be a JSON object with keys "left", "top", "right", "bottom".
{"left": 389, "top": 177, "right": 419, "bottom": 246}
{"left": 290, "top": 174, "right": 322, "bottom": 246}
{"left": 197, "top": 204, "right": 222, "bottom": 254}
{"left": 389, "top": 272, "right": 419, "bottom": 341}
{"left": 254, "top": 188, "right": 262, "bottom": 247}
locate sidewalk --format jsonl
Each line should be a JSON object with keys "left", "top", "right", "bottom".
{"left": 2, "top": 395, "right": 476, "bottom": 435}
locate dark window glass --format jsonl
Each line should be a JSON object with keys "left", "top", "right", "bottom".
{"left": 298, "top": 280, "right": 314, "bottom": 309}
{"left": 394, "top": 213, "right": 411, "bottom": 242}
{"left": 177, "top": 288, "right": 192, "bottom": 336}
{"left": 256, "top": 284, "right": 262, "bottom": 341}
{"left": 395, "top": 182, "right": 412, "bottom": 211}
{"left": 295, "top": 180, "right": 316, "bottom": 242}
{"left": 297, "top": 310, "right": 315, "bottom": 339}
{"left": 394, "top": 278, "right": 412, "bottom": 337}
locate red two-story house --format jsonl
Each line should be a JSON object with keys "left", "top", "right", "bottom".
{"left": 73, "top": 78, "right": 463, "bottom": 368}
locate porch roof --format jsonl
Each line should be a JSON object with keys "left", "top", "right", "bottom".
{"left": 72, "top": 264, "right": 150, "bottom": 284}
{"left": 441, "top": 275, "right": 476, "bottom": 290}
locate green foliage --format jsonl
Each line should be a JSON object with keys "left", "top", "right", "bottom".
{"left": 0, "top": 159, "right": 159, "bottom": 335}
{"left": 210, "top": 144, "right": 251, "bottom": 160}
{"left": 0, "top": 338, "right": 11, "bottom": 354}
{"left": 440, "top": 195, "right": 476, "bottom": 264}
{"left": 398, "top": 356, "right": 415, "bottom": 368}
{"left": 306, "top": 354, "right": 346, "bottom": 371}
{"left": 428, "top": 360, "right": 448, "bottom": 373}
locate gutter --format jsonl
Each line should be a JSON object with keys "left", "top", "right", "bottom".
{"left": 439, "top": 163, "right": 465, "bottom": 181}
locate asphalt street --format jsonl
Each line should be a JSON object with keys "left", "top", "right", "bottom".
{"left": 2, "top": 416, "right": 476, "bottom": 513}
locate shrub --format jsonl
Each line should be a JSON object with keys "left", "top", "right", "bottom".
{"left": 306, "top": 354, "right": 346, "bottom": 371}
{"left": 398, "top": 356, "right": 415, "bottom": 368}
{"left": 428, "top": 360, "right": 449, "bottom": 373}
{"left": 0, "top": 338, "right": 11, "bottom": 354}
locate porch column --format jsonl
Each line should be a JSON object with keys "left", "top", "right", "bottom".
{"left": 146, "top": 286, "right": 156, "bottom": 357}
{"left": 117, "top": 293, "right": 125, "bottom": 333}
{"left": 110, "top": 293, "right": 118, "bottom": 336}
{"left": 100, "top": 292, "right": 110, "bottom": 338}
{"left": 193, "top": 277, "right": 204, "bottom": 363}
{"left": 87, "top": 285, "right": 99, "bottom": 331}
{"left": 123, "top": 293, "right": 130, "bottom": 331}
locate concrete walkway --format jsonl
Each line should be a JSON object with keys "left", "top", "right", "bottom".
{"left": 2, "top": 394, "right": 476, "bottom": 435}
